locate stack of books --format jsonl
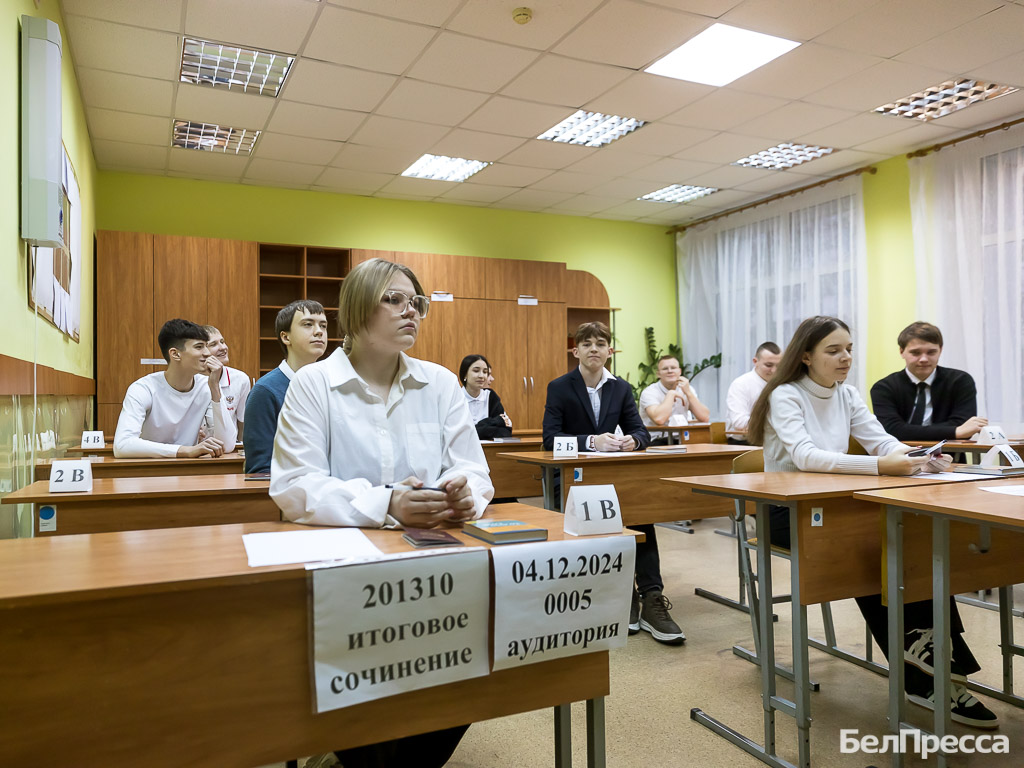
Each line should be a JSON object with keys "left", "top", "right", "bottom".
{"left": 462, "top": 519, "right": 548, "bottom": 544}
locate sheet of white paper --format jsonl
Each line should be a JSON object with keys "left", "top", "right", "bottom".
{"left": 910, "top": 471, "right": 993, "bottom": 482}
{"left": 582, "top": 451, "right": 634, "bottom": 457}
{"left": 243, "top": 528, "right": 383, "bottom": 567}
{"left": 979, "top": 485, "right": 1024, "bottom": 497}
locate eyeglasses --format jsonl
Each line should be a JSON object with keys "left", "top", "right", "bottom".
{"left": 380, "top": 290, "right": 430, "bottom": 318}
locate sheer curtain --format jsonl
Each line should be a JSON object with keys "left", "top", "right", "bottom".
{"left": 678, "top": 177, "right": 867, "bottom": 417}
{"left": 910, "top": 125, "right": 1024, "bottom": 433}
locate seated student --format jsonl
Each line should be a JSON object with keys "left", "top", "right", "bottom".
{"left": 870, "top": 322, "right": 988, "bottom": 441}
{"left": 639, "top": 354, "right": 711, "bottom": 444}
{"left": 202, "top": 325, "right": 251, "bottom": 438}
{"left": 270, "top": 258, "right": 493, "bottom": 768}
{"left": 543, "top": 322, "right": 685, "bottom": 646}
{"left": 242, "top": 300, "right": 328, "bottom": 474}
{"left": 459, "top": 354, "right": 512, "bottom": 439}
{"left": 725, "top": 341, "right": 781, "bottom": 443}
{"left": 113, "top": 318, "right": 237, "bottom": 458}
{"left": 748, "top": 315, "right": 997, "bottom": 729}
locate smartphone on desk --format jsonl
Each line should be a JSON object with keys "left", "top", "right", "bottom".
{"left": 402, "top": 529, "right": 464, "bottom": 548}
{"left": 908, "top": 440, "right": 948, "bottom": 458}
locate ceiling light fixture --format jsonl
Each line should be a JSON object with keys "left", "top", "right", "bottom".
{"left": 874, "top": 78, "right": 1019, "bottom": 122}
{"left": 402, "top": 154, "right": 490, "bottom": 182}
{"left": 537, "top": 110, "right": 645, "bottom": 147}
{"left": 180, "top": 37, "right": 295, "bottom": 97}
{"left": 639, "top": 184, "right": 718, "bottom": 203}
{"left": 733, "top": 142, "right": 833, "bottom": 170}
{"left": 645, "top": 23, "right": 800, "bottom": 87}
{"left": 172, "top": 119, "right": 260, "bottom": 154}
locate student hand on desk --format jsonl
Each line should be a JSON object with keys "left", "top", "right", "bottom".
{"left": 388, "top": 476, "right": 475, "bottom": 528}
{"left": 877, "top": 445, "right": 932, "bottom": 476}
{"left": 178, "top": 437, "right": 225, "bottom": 458}
{"left": 594, "top": 433, "right": 635, "bottom": 451}
{"left": 955, "top": 416, "right": 988, "bottom": 439}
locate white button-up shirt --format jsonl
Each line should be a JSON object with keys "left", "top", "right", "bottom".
{"left": 726, "top": 369, "right": 768, "bottom": 432}
{"left": 270, "top": 349, "right": 494, "bottom": 528}
{"left": 905, "top": 368, "right": 937, "bottom": 425}
{"left": 463, "top": 387, "right": 491, "bottom": 423}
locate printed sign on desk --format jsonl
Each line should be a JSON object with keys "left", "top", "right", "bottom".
{"left": 982, "top": 445, "right": 1024, "bottom": 468}
{"left": 564, "top": 484, "right": 622, "bottom": 536}
{"left": 553, "top": 436, "right": 578, "bottom": 458}
{"left": 311, "top": 550, "right": 490, "bottom": 712}
{"left": 491, "top": 536, "right": 635, "bottom": 670}
{"left": 47, "top": 460, "right": 93, "bottom": 493}
{"left": 80, "top": 431, "right": 104, "bottom": 449}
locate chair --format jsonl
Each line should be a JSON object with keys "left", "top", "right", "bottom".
{"left": 709, "top": 421, "right": 727, "bottom": 444}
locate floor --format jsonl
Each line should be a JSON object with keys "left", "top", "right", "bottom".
{"left": 266, "top": 504, "right": 1024, "bottom": 768}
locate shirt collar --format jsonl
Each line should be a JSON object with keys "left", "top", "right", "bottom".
{"left": 905, "top": 368, "right": 937, "bottom": 387}
{"left": 326, "top": 349, "right": 429, "bottom": 392}
{"left": 580, "top": 366, "right": 614, "bottom": 391}
{"left": 797, "top": 374, "right": 836, "bottom": 399}
{"left": 464, "top": 387, "right": 488, "bottom": 402}
{"left": 277, "top": 359, "right": 295, "bottom": 381}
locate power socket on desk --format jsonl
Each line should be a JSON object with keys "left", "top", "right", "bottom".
{"left": 811, "top": 507, "right": 823, "bottom": 526}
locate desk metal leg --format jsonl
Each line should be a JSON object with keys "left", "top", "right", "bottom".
{"left": 788, "top": 505, "right": 811, "bottom": 768}
{"left": 554, "top": 703, "right": 572, "bottom": 768}
{"left": 932, "top": 516, "right": 952, "bottom": 768}
{"left": 586, "top": 697, "right": 606, "bottom": 768}
{"left": 542, "top": 467, "right": 558, "bottom": 512}
{"left": 886, "top": 505, "right": 907, "bottom": 768}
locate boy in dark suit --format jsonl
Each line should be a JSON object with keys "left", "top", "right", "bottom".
{"left": 542, "top": 322, "right": 684, "bottom": 645}
{"left": 870, "top": 322, "right": 987, "bottom": 441}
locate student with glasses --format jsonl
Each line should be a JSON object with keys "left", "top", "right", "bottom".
{"left": 270, "top": 258, "right": 493, "bottom": 767}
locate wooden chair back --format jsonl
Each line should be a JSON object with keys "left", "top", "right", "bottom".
{"left": 710, "top": 421, "right": 727, "bottom": 444}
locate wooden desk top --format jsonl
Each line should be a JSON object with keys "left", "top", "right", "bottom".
{"left": 503, "top": 443, "right": 757, "bottom": 466}
{"left": 35, "top": 452, "right": 245, "bottom": 478}
{"left": 0, "top": 504, "right": 620, "bottom": 608}
{"left": 664, "top": 471, "right": 982, "bottom": 502}
{"left": 65, "top": 443, "right": 114, "bottom": 455}
{"left": 853, "top": 479, "right": 1024, "bottom": 528}
{"left": 2, "top": 473, "right": 270, "bottom": 505}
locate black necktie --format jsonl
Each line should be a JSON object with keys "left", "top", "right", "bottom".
{"left": 910, "top": 381, "right": 927, "bottom": 425}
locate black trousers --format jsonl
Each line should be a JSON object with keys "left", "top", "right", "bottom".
{"left": 334, "top": 724, "right": 469, "bottom": 768}
{"left": 767, "top": 505, "right": 980, "bottom": 692}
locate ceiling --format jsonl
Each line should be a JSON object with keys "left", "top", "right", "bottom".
{"left": 59, "top": 0, "right": 1024, "bottom": 226}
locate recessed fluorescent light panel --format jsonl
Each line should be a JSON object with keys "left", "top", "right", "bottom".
{"left": 172, "top": 120, "right": 260, "bottom": 155}
{"left": 734, "top": 143, "right": 833, "bottom": 170}
{"left": 640, "top": 184, "right": 718, "bottom": 203}
{"left": 402, "top": 154, "right": 490, "bottom": 182}
{"left": 874, "top": 78, "right": 1019, "bottom": 122}
{"left": 180, "top": 37, "right": 295, "bottom": 97}
{"left": 537, "top": 110, "right": 645, "bottom": 147}
{"left": 645, "top": 23, "right": 800, "bottom": 87}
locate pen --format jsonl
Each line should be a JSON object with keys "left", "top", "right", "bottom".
{"left": 385, "top": 483, "right": 445, "bottom": 492}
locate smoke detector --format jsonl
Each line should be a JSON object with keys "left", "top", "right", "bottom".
{"left": 512, "top": 7, "right": 532, "bottom": 25}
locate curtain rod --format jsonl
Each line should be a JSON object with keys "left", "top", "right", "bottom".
{"left": 905, "top": 115, "right": 1024, "bottom": 159}
{"left": 668, "top": 164, "right": 877, "bottom": 234}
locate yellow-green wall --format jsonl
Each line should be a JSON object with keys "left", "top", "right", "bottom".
{"left": 96, "top": 173, "right": 678, "bottom": 377}
{"left": 1, "top": 0, "right": 96, "bottom": 376}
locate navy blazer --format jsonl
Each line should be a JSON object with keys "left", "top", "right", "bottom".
{"left": 869, "top": 365, "right": 978, "bottom": 441}
{"left": 542, "top": 369, "right": 650, "bottom": 451}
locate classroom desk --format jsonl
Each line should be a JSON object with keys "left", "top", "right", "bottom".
{"left": 481, "top": 438, "right": 544, "bottom": 498}
{"left": 854, "top": 481, "right": 1024, "bottom": 767}
{"left": 65, "top": 442, "right": 115, "bottom": 455}
{"left": 504, "top": 444, "right": 755, "bottom": 525}
{"left": 648, "top": 422, "right": 712, "bottom": 444}
{"left": 905, "top": 439, "right": 1024, "bottom": 460}
{"left": 35, "top": 452, "right": 245, "bottom": 479}
{"left": 664, "top": 471, "right": 986, "bottom": 768}
{"left": 0, "top": 504, "right": 616, "bottom": 768}
{"left": 2, "top": 474, "right": 278, "bottom": 536}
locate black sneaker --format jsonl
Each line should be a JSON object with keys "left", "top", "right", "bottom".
{"left": 639, "top": 590, "right": 685, "bottom": 645}
{"left": 904, "top": 628, "right": 967, "bottom": 682}
{"left": 907, "top": 683, "right": 999, "bottom": 729}
{"left": 629, "top": 589, "right": 641, "bottom": 635}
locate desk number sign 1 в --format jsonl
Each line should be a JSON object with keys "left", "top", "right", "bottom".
{"left": 564, "top": 484, "right": 623, "bottom": 536}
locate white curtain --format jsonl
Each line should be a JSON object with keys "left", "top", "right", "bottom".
{"left": 678, "top": 177, "right": 867, "bottom": 417}
{"left": 910, "top": 125, "right": 1024, "bottom": 433}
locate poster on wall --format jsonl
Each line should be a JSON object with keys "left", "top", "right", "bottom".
{"left": 28, "top": 144, "right": 81, "bottom": 342}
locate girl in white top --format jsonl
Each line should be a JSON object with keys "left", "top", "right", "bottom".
{"left": 747, "top": 315, "right": 996, "bottom": 729}
{"left": 459, "top": 354, "right": 512, "bottom": 439}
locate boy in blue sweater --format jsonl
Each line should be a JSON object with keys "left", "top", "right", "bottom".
{"left": 243, "top": 300, "right": 328, "bottom": 474}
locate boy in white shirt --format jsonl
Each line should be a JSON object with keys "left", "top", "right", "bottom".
{"left": 203, "top": 325, "right": 251, "bottom": 438}
{"left": 113, "top": 319, "right": 237, "bottom": 458}
{"left": 639, "top": 355, "right": 711, "bottom": 443}
{"left": 725, "top": 341, "right": 781, "bottom": 442}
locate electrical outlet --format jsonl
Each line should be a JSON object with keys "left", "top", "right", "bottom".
{"left": 811, "top": 507, "right": 824, "bottom": 526}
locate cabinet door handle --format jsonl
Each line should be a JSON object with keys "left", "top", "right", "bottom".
{"left": 530, "top": 377, "right": 534, "bottom": 391}
{"left": 523, "top": 377, "right": 528, "bottom": 392}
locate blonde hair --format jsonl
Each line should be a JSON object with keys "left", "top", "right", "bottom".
{"left": 338, "top": 258, "right": 425, "bottom": 347}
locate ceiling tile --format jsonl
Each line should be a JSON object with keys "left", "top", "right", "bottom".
{"left": 63, "top": 16, "right": 180, "bottom": 80}
{"left": 685, "top": 164, "right": 777, "bottom": 188}
{"left": 586, "top": 72, "right": 714, "bottom": 122}
{"left": 499, "top": 141, "right": 597, "bottom": 170}
{"left": 266, "top": 102, "right": 366, "bottom": 142}
{"left": 786, "top": 149, "right": 887, "bottom": 176}
{"left": 168, "top": 147, "right": 251, "bottom": 176}
{"left": 324, "top": 0, "right": 462, "bottom": 26}
{"left": 448, "top": 0, "right": 605, "bottom": 50}
{"left": 851, "top": 122, "right": 957, "bottom": 156}
{"left": 429, "top": 130, "right": 526, "bottom": 162}
{"left": 185, "top": 0, "right": 319, "bottom": 52}
{"left": 501, "top": 55, "right": 632, "bottom": 109}
{"left": 721, "top": 0, "right": 876, "bottom": 41}
{"left": 91, "top": 139, "right": 168, "bottom": 170}
{"left": 814, "top": 0, "right": 1002, "bottom": 59}
{"left": 553, "top": 0, "right": 708, "bottom": 69}
{"left": 244, "top": 158, "right": 323, "bottom": 185}
{"left": 733, "top": 171, "right": 822, "bottom": 193}
{"left": 377, "top": 80, "right": 489, "bottom": 126}
{"left": 470, "top": 164, "right": 554, "bottom": 187}
{"left": 378, "top": 176, "right": 458, "bottom": 196}
{"left": 644, "top": 0, "right": 744, "bottom": 17}
{"left": 252, "top": 133, "right": 343, "bottom": 165}
{"left": 77, "top": 69, "right": 174, "bottom": 117}
{"left": 174, "top": 84, "right": 275, "bottom": 130}
{"left": 802, "top": 59, "right": 951, "bottom": 113}
{"left": 407, "top": 32, "right": 540, "bottom": 92}
{"left": 531, "top": 170, "right": 612, "bottom": 194}
{"left": 674, "top": 132, "right": 776, "bottom": 163}
{"left": 796, "top": 113, "right": 910, "bottom": 149}
{"left": 617, "top": 123, "right": 717, "bottom": 157}
{"left": 896, "top": 4, "right": 1024, "bottom": 75}
{"left": 567, "top": 148, "right": 659, "bottom": 177}
{"left": 971, "top": 49, "right": 1024, "bottom": 87}
{"left": 601, "top": 200, "right": 664, "bottom": 218}
{"left": 330, "top": 144, "right": 422, "bottom": 174}
{"left": 460, "top": 97, "right": 576, "bottom": 139}
{"left": 62, "top": 0, "right": 183, "bottom": 31}
{"left": 497, "top": 189, "right": 577, "bottom": 209}
{"left": 662, "top": 89, "right": 789, "bottom": 131}
{"left": 625, "top": 157, "right": 720, "bottom": 184}
{"left": 315, "top": 167, "right": 392, "bottom": 193}
{"left": 440, "top": 184, "right": 517, "bottom": 204}
{"left": 348, "top": 115, "right": 450, "bottom": 152}
{"left": 88, "top": 108, "right": 170, "bottom": 146}
{"left": 728, "top": 43, "right": 880, "bottom": 101}
{"left": 734, "top": 102, "right": 856, "bottom": 142}
{"left": 304, "top": 6, "right": 436, "bottom": 75}
{"left": 545, "top": 194, "right": 620, "bottom": 214}
{"left": 282, "top": 60, "right": 397, "bottom": 112}
{"left": 589, "top": 177, "right": 666, "bottom": 199}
